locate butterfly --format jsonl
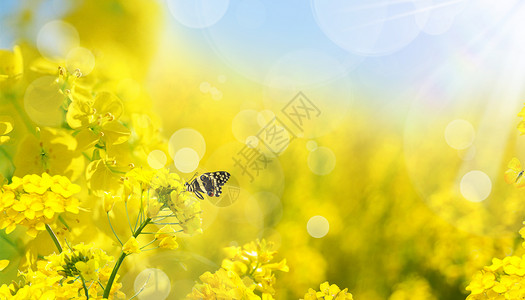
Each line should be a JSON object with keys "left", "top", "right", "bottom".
{"left": 185, "top": 171, "right": 231, "bottom": 200}
{"left": 504, "top": 157, "right": 525, "bottom": 188}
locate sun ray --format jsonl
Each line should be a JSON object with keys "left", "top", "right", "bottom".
{"left": 342, "top": 0, "right": 466, "bottom": 31}
{"left": 335, "top": 0, "right": 457, "bottom": 13}
{"left": 464, "top": 2, "right": 525, "bottom": 58}
{"left": 453, "top": 4, "right": 525, "bottom": 187}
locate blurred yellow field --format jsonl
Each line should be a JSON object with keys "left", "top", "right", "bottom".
{"left": 1, "top": 1, "right": 525, "bottom": 299}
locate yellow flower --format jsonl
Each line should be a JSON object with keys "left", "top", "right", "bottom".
{"left": 169, "top": 191, "right": 202, "bottom": 235}
{"left": 0, "top": 260, "right": 8, "bottom": 271}
{"left": 86, "top": 158, "right": 126, "bottom": 197}
{"left": 155, "top": 225, "right": 178, "bottom": 250}
{"left": 14, "top": 127, "right": 84, "bottom": 181}
{"left": 123, "top": 236, "right": 141, "bottom": 255}
{"left": 187, "top": 269, "right": 260, "bottom": 300}
{"left": 466, "top": 271, "right": 496, "bottom": 295}
{"left": 103, "top": 191, "right": 121, "bottom": 212}
{"left": 159, "top": 236, "right": 178, "bottom": 250}
{"left": 147, "top": 196, "right": 162, "bottom": 218}
{"left": 303, "top": 282, "right": 354, "bottom": 300}
{"left": 0, "top": 173, "right": 80, "bottom": 238}
{"left": 0, "top": 116, "right": 13, "bottom": 144}
{"left": 0, "top": 243, "right": 124, "bottom": 299}
{"left": 75, "top": 259, "right": 99, "bottom": 282}
{"left": 504, "top": 158, "right": 525, "bottom": 188}
{"left": 67, "top": 91, "right": 130, "bottom": 151}
{"left": 221, "top": 239, "right": 288, "bottom": 298}
{"left": 128, "top": 113, "right": 169, "bottom": 164}
{"left": 0, "top": 45, "right": 23, "bottom": 81}
{"left": 150, "top": 168, "right": 183, "bottom": 192}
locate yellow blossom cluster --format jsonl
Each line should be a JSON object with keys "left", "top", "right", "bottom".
{"left": 122, "top": 167, "right": 203, "bottom": 235}
{"left": 465, "top": 222, "right": 525, "bottom": 299}
{"left": 0, "top": 243, "right": 124, "bottom": 299}
{"left": 188, "top": 239, "right": 289, "bottom": 299}
{"left": 0, "top": 173, "right": 80, "bottom": 237}
{"left": 303, "top": 282, "right": 354, "bottom": 300}
{"left": 221, "top": 239, "right": 289, "bottom": 298}
{"left": 187, "top": 268, "right": 260, "bottom": 300}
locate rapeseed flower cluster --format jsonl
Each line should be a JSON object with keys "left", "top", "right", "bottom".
{"left": 188, "top": 239, "right": 289, "bottom": 299}
{"left": 120, "top": 167, "right": 203, "bottom": 235}
{"left": 187, "top": 268, "right": 260, "bottom": 300}
{"left": 0, "top": 243, "right": 124, "bottom": 300}
{"left": 0, "top": 173, "right": 80, "bottom": 238}
{"left": 466, "top": 256, "right": 525, "bottom": 299}
{"left": 465, "top": 221, "right": 525, "bottom": 299}
{"left": 303, "top": 282, "right": 354, "bottom": 300}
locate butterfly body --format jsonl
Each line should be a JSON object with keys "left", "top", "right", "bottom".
{"left": 185, "top": 171, "right": 231, "bottom": 200}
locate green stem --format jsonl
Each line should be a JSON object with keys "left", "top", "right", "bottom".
{"left": 58, "top": 215, "right": 70, "bottom": 231}
{"left": 151, "top": 222, "right": 180, "bottom": 225}
{"left": 82, "top": 152, "right": 92, "bottom": 162}
{"left": 0, "top": 147, "right": 14, "bottom": 184}
{"left": 107, "top": 212, "right": 123, "bottom": 246}
{"left": 102, "top": 217, "right": 151, "bottom": 298}
{"left": 45, "top": 224, "right": 62, "bottom": 253}
{"left": 125, "top": 201, "right": 133, "bottom": 233}
{"left": 140, "top": 238, "right": 157, "bottom": 250}
{"left": 79, "top": 274, "right": 89, "bottom": 299}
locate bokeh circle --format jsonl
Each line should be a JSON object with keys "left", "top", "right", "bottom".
{"left": 37, "top": 20, "right": 79, "bottom": 61}
{"left": 166, "top": 0, "right": 229, "bottom": 28}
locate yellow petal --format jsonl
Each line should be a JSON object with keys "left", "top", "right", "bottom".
{"left": 86, "top": 159, "right": 123, "bottom": 197}
{"left": 0, "top": 45, "right": 23, "bottom": 77}
{"left": 41, "top": 291, "right": 56, "bottom": 300}
{"left": 5, "top": 224, "right": 16, "bottom": 234}
{"left": 74, "top": 129, "right": 99, "bottom": 151}
{"left": 24, "top": 209, "right": 35, "bottom": 220}
{"left": 93, "top": 92, "right": 124, "bottom": 119}
{"left": 101, "top": 121, "right": 130, "bottom": 145}
{"left": 0, "top": 115, "right": 13, "bottom": 135}
{"left": 26, "top": 227, "right": 38, "bottom": 238}
{"left": 66, "top": 98, "right": 94, "bottom": 129}
{"left": 43, "top": 208, "right": 56, "bottom": 219}
{"left": 508, "top": 157, "right": 522, "bottom": 171}
{"left": 0, "top": 260, "right": 9, "bottom": 271}
{"left": 103, "top": 193, "right": 117, "bottom": 212}
{"left": 30, "top": 57, "right": 59, "bottom": 74}
{"left": 122, "top": 236, "right": 141, "bottom": 255}
{"left": 35, "top": 222, "right": 45, "bottom": 231}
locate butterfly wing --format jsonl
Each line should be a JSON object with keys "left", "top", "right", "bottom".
{"left": 211, "top": 171, "right": 230, "bottom": 197}
{"left": 199, "top": 173, "right": 215, "bottom": 197}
